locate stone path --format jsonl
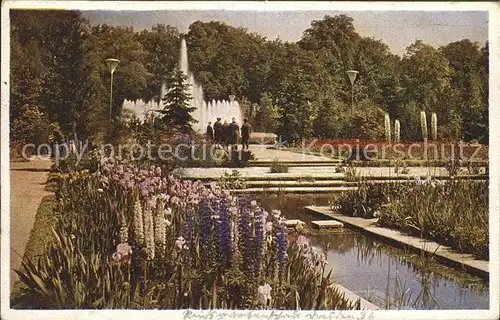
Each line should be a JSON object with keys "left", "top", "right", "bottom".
{"left": 248, "top": 145, "right": 332, "bottom": 161}
{"left": 178, "top": 166, "right": 450, "bottom": 179}
{"left": 9, "top": 158, "right": 52, "bottom": 286}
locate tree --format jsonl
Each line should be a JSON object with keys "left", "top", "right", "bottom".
{"left": 440, "top": 40, "right": 488, "bottom": 142}
{"left": 137, "top": 24, "right": 180, "bottom": 103}
{"left": 159, "top": 69, "right": 196, "bottom": 133}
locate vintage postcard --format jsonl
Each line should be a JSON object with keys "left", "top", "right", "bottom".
{"left": 1, "top": 1, "right": 499, "bottom": 320}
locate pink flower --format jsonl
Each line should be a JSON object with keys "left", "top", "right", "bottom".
{"left": 116, "top": 243, "right": 132, "bottom": 260}
{"left": 296, "top": 235, "right": 308, "bottom": 248}
{"left": 170, "top": 196, "right": 180, "bottom": 205}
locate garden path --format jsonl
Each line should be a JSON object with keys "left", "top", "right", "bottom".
{"left": 248, "top": 145, "right": 332, "bottom": 161}
{"left": 178, "top": 165, "right": 450, "bottom": 179}
{"left": 9, "top": 158, "right": 52, "bottom": 287}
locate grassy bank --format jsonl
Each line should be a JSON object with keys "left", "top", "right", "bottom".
{"left": 333, "top": 179, "right": 489, "bottom": 260}
{"left": 11, "top": 195, "right": 57, "bottom": 307}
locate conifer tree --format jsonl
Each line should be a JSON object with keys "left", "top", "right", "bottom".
{"left": 159, "top": 69, "right": 197, "bottom": 133}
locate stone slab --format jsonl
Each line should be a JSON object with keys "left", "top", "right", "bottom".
{"left": 284, "top": 219, "right": 306, "bottom": 227}
{"left": 305, "top": 206, "right": 489, "bottom": 279}
{"left": 311, "top": 220, "right": 344, "bottom": 229}
{"left": 334, "top": 284, "right": 380, "bottom": 310}
{"left": 230, "top": 187, "right": 358, "bottom": 194}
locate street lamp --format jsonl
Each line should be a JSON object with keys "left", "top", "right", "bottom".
{"left": 105, "top": 58, "right": 120, "bottom": 121}
{"left": 346, "top": 70, "right": 358, "bottom": 114}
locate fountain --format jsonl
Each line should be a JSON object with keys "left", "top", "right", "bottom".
{"left": 122, "top": 38, "right": 243, "bottom": 132}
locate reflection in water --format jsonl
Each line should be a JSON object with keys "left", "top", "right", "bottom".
{"left": 255, "top": 194, "right": 489, "bottom": 310}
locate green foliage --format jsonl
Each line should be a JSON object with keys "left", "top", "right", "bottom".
{"left": 269, "top": 159, "right": 289, "bottom": 173}
{"left": 216, "top": 170, "right": 247, "bottom": 189}
{"left": 159, "top": 69, "right": 197, "bottom": 134}
{"left": 10, "top": 12, "right": 489, "bottom": 146}
{"left": 342, "top": 163, "right": 359, "bottom": 182}
{"left": 336, "top": 180, "right": 399, "bottom": 218}
{"left": 335, "top": 179, "right": 489, "bottom": 259}
{"left": 11, "top": 104, "right": 52, "bottom": 146}
{"left": 137, "top": 24, "right": 180, "bottom": 103}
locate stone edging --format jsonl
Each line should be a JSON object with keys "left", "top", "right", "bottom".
{"left": 334, "top": 284, "right": 380, "bottom": 310}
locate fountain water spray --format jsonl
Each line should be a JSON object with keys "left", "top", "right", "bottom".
{"left": 123, "top": 38, "right": 243, "bottom": 132}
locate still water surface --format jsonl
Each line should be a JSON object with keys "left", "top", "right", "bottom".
{"left": 254, "top": 194, "right": 489, "bottom": 310}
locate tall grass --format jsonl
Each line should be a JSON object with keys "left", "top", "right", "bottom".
{"left": 334, "top": 179, "right": 489, "bottom": 260}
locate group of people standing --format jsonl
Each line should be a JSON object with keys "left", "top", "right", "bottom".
{"left": 206, "top": 117, "right": 252, "bottom": 150}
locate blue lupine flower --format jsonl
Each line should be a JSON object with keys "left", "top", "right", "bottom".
{"left": 238, "top": 196, "right": 252, "bottom": 271}
{"left": 214, "top": 197, "right": 232, "bottom": 265}
{"left": 199, "top": 197, "right": 212, "bottom": 263}
{"left": 275, "top": 218, "right": 288, "bottom": 277}
{"left": 254, "top": 207, "right": 265, "bottom": 274}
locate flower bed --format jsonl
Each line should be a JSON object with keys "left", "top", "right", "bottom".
{"left": 14, "top": 157, "right": 359, "bottom": 310}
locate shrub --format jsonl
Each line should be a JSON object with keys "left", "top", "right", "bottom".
{"left": 336, "top": 181, "right": 405, "bottom": 218}
{"left": 216, "top": 170, "right": 247, "bottom": 189}
{"left": 269, "top": 160, "right": 289, "bottom": 173}
{"left": 343, "top": 163, "right": 360, "bottom": 182}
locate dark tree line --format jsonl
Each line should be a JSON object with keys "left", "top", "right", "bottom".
{"left": 10, "top": 11, "right": 489, "bottom": 147}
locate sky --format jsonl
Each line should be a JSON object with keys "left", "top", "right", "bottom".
{"left": 84, "top": 10, "right": 488, "bottom": 56}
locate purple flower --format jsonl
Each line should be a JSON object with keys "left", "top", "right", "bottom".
{"left": 275, "top": 218, "right": 288, "bottom": 277}
{"left": 238, "top": 197, "right": 254, "bottom": 272}
{"left": 199, "top": 198, "right": 212, "bottom": 262}
{"left": 254, "top": 207, "right": 266, "bottom": 274}
{"left": 214, "top": 198, "right": 231, "bottom": 265}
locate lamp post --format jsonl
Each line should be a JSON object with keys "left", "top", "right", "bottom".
{"left": 346, "top": 70, "right": 358, "bottom": 114}
{"left": 105, "top": 58, "right": 120, "bottom": 121}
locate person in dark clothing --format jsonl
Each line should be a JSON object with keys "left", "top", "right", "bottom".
{"left": 229, "top": 117, "right": 240, "bottom": 151}
{"left": 206, "top": 122, "right": 214, "bottom": 142}
{"left": 241, "top": 118, "right": 252, "bottom": 150}
{"left": 222, "top": 120, "right": 230, "bottom": 148}
{"left": 213, "top": 118, "right": 222, "bottom": 146}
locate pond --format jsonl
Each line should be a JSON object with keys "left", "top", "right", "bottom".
{"left": 253, "top": 194, "right": 489, "bottom": 310}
